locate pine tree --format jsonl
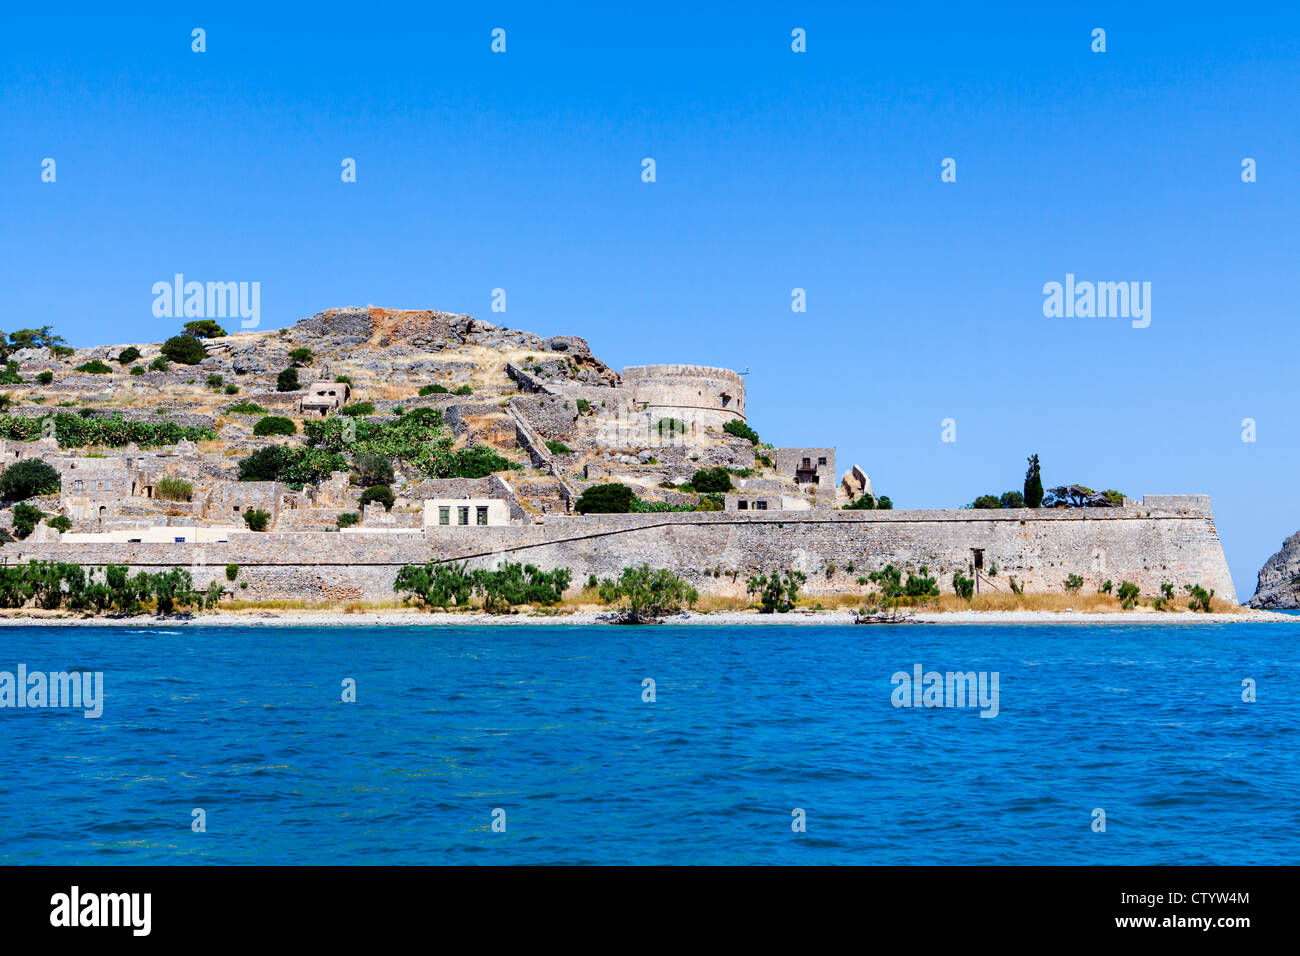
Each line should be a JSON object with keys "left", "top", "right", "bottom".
{"left": 1024, "top": 454, "right": 1044, "bottom": 508}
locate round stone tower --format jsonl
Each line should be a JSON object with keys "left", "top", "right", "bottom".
{"left": 620, "top": 364, "right": 746, "bottom": 430}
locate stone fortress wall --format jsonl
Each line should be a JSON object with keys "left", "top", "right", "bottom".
{"left": 12, "top": 495, "right": 1237, "bottom": 605}
{"left": 620, "top": 365, "right": 746, "bottom": 430}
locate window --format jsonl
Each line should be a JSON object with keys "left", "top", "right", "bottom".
{"left": 756, "top": 500, "right": 768, "bottom": 510}
{"left": 738, "top": 500, "right": 748, "bottom": 510}
{"left": 174, "top": 537, "right": 186, "bottom": 543}
{"left": 458, "top": 507, "right": 469, "bottom": 526}
{"left": 73, "top": 479, "right": 83, "bottom": 491}
{"left": 476, "top": 506, "right": 489, "bottom": 526}
{"left": 233, "top": 505, "right": 241, "bottom": 512}
{"left": 439, "top": 506, "right": 450, "bottom": 525}
{"left": 801, "top": 458, "right": 811, "bottom": 469}
{"left": 818, "top": 457, "right": 827, "bottom": 465}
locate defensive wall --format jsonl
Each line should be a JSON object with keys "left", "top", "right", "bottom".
{"left": 6, "top": 496, "right": 1237, "bottom": 604}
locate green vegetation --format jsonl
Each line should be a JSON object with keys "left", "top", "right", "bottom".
{"left": 723, "top": 419, "right": 760, "bottom": 444}
{"left": 242, "top": 509, "right": 270, "bottom": 531}
{"left": 862, "top": 563, "right": 939, "bottom": 599}
{"left": 418, "top": 383, "right": 450, "bottom": 396}
{"left": 952, "top": 572, "right": 975, "bottom": 600}
{"left": 0, "top": 458, "right": 60, "bottom": 500}
{"left": 276, "top": 367, "right": 300, "bottom": 392}
{"left": 1064, "top": 573, "right": 1084, "bottom": 594}
{"left": 575, "top": 399, "right": 591, "bottom": 415}
{"left": 206, "top": 374, "right": 224, "bottom": 389}
{"left": 182, "top": 320, "right": 227, "bottom": 339}
{"left": 452, "top": 384, "right": 473, "bottom": 396}
{"left": 968, "top": 490, "right": 1026, "bottom": 509}
{"left": 1184, "top": 583, "right": 1214, "bottom": 612}
{"left": 360, "top": 485, "right": 394, "bottom": 511}
{"left": 305, "top": 407, "right": 459, "bottom": 477}
{"left": 0, "top": 562, "right": 223, "bottom": 613}
{"left": 225, "top": 564, "right": 240, "bottom": 581}
{"left": 746, "top": 569, "right": 807, "bottom": 613}
{"left": 394, "top": 560, "right": 571, "bottom": 613}
{"left": 154, "top": 477, "right": 194, "bottom": 502}
{"left": 597, "top": 564, "right": 699, "bottom": 622}
{"left": 252, "top": 415, "right": 297, "bottom": 437}
{"left": 11, "top": 502, "right": 45, "bottom": 539}
{"left": 686, "top": 467, "right": 733, "bottom": 494}
{"left": 335, "top": 375, "right": 353, "bottom": 386}
{"left": 117, "top": 347, "right": 141, "bottom": 365}
{"left": 1024, "top": 454, "right": 1044, "bottom": 509}
{"left": 1117, "top": 580, "right": 1140, "bottom": 609}
{"left": 160, "top": 334, "right": 207, "bottom": 365}
{"left": 227, "top": 400, "right": 266, "bottom": 415}
{"left": 237, "top": 446, "right": 347, "bottom": 489}
{"left": 340, "top": 402, "right": 375, "bottom": 417}
{"left": 844, "top": 493, "right": 892, "bottom": 510}
{"left": 545, "top": 440, "right": 572, "bottom": 455}
{"left": 336, "top": 512, "right": 360, "bottom": 529}
{"left": 288, "top": 347, "right": 313, "bottom": 365}
{"left": 434, "top": 446, "right": 519, "bottom": 479}
{"left": 1099, "top": 580, "right": 1113, "bottom": 594}
{"left": 7, "top": 327, "right": 66, "bottom": 351}
{"left": 575, "top": 483, "right": 636, "bottom": 514}
{"left": 130, "top": 365, "right": 145, "bottom": 376}
{"left": 351, "top": 454, "right": 394, "bottom": 488}
{"left": 0, "top": 362, "right": 24, "bottom": 385}
{"left": 149, "top": 356, "right": 170, "bottom": 372}
{"left": 47, "top": 514, "right": 72, "bottom": 533}
{"left": 36, "top": 370, "right": 54, "bottom": 385}
{"left": 0, "top": 413, "right": 215, "bottom": 448}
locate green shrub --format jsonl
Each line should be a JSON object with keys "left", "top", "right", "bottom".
{"left": 341, "top": 402, "right": 375, "bottom": 417}
{"left": 242, "top": 509, "right": 270, "bottom": 531}
{"left": 469, "top": 562, "right": 571, "bottom": 613}
{"left": 237, "top": 446, "right": 347, "bottom": 489}
{"left": 206, "top": 374, "right": 224, "bottom": 389}
{"left": 336, "top": 512, "right": 360, "bottom": 529}
{"left": 1099, "top": 579, "right": 1113, "bottom": 594}
{"left": 160, "top": 334, "right": 207, "bottom": 365}
{"left": 1117, "top": 581, "right": 1140, "bottom": 609}
{"left": 876, "top": 495, "right": 893, "bottom": 510}
{"left": 276, "top": 367, "right": 300, "bottom": 392}
{"left": 575, "top": 399, "right": 591, "bottom": 415}
{"left": 452, "top": 384, "right": 473, "bottom": 396}
{"left": 688, "top": 467, "right": 733, "bottom": 494}
{"left": 117, "top": 346, "right": 141, "bottom": 365}
{"left": 723, "top": 419, "right": 760, "bottom": 444}
{"left": 746, "top": 569, "right": 807, "bottom": 613}
{"left": 1184, "top": 583, "right": 1215, "bottom": 612}
{"left": 970, "top": 494, "right": 1001, "bottom": 509}
{"left": 844, "top": 494, "right": 876, "bottom": 510}
{"left": 360, "top": 485, "right": 395, "bottom": 511}
{"left": 149, "top": 356, "right": 170, "bottom": 372}
{"left": 47, "top": 514, "right": 72, "bottom": 533}
{"left": 182, "top": 319, "right": 227, "bottom": 339}
{"left": 288, "top": 347, "right": 313, "bottom": 365}
{"left": 49, "top": 345, "right": 75, "bottom": 358}
{"left": 545, "top": 440, "right": 573, "bottom": 455}
{"left": 11, "top": 502, "right": 44, "bottom": 539}
{"left": 74, "top": 360, "right": 112, "bottom": 375}
{"left": 36, "top": 370, "right": 54, "bottom": 385}
{"left": 953, "top": 572, "right": 975, "bottom": 600}
{"left": 434, "top": 445, "right": 519, "bottom": 479}
{"left": 0, "top": 414, "right": 214, "bottom": 449}
{"left": 0, "top": 458, "right": 60, "bottom": 500}
{"left": 0, "top": 362, "right": 23, "bottom": 385}
{"left": 1064, "top": 574, "right": 1084, "bottom": 594}
{"left": 575, "top": 483, "right": 636, "bottom": 514}
{"left": 130, "top": 365, "right": 145, "bottom": 376}
{"left": 419, "top": 384, "right": 450, "bottom": 396}
{"left": 597, "top": 564, "right": 699, "bottom": 622}
{"left": 335, "top": 375, "right": 353, "bottom": 386}
{"left": 253, "top": 415, "right": 297, "bottom": 437}
{"left": 394, "top": 561, "right": 475, "bottom": 608}
{"left": 155, "top": 477, "right": 194, "bottom": 502}
{"left": 225, "top": 563, "right": 240, "bottom": 581}
{"left": 223, "top": 383, "right": 239, "bottom": 395}
{"left": 999, "top": 490, "right": 1026, "bottom": 509}
{"left": 352, "top": 454, "right": 394, "bottom": 488}
{"left": 227, "top": 400, "right": 266, "bottom": 415}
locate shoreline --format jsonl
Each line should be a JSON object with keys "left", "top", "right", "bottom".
{"left": 0, "top": 608, "right": 1292, "bottom": 627}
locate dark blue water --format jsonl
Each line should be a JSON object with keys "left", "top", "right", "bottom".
{"left": 1, "top": 623, "right": 1297, "bottom": 865}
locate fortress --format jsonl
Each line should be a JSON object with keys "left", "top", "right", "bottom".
{"left": 0, "top": 306, "right": 1240, "bottom": 607}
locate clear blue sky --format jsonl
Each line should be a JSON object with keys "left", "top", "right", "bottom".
{"left": 2, "top": 3, "right": 1297, "bottom": 595}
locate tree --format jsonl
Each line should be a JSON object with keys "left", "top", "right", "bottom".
{"left": 469, "top": 562, "right": 572, "bottom": 613}
{"left": 999, "top": 490, "right": 1025, "bottom": 509}
{"left": 0, "top": 458, "right": 60, "bottom": 500}
{"left": 8, "top": 326, "right": 65, "bottom": 350}
{"left": 352, "top": 454, "right": 394, "bottom": 487}
{"left": 276, "top": 367, "right": 300, "bottom": 392}
{"left": 843, "top": 493, "right": 876, "bottom": 510}
{"left": 1024, "top": 454, "right": 1043, "bottom": 508}
{"left": 723, "top": 419, "right": 760, "bottom": 444}
{"left": 575, "top": 483, "right": 636, "bottom": 514}
{"left": 243, "top": 509, "right": 270, "bottom": 531}
{"left": 969, "top": 494, "right": 1001, "bottom": 509}
{"left": 689, "top": 467, "right": 733, "bottom": 493}
{"left": 395, "top": 561, "right": 475, "bottom": 608}
{"left": 434, "top": 445, "right": 517, "bottom": 479}
{"left": 598, "top": 564, "right": 699, "bottom": 623}
{"left": 160, "top": 334, "right": 208, "bottom": 365}
{"left": 360, "top": 485, "right": 395, "bottom": 511}
{"left": 288, "top": 347, "right": 313, "bottom": 365}
{"left": 182, "top": 319, "right": 228, "bottom": 339}
{"left": 746, "top": 569, "right": 807, "bottom": 613}
{"left": 952, "top": 572, "right": 975, "bottom": 600}
{"left": 118, "top": 347, "right": 141, "bottom": 365}
{"left": 10, "top": 502, "right": 45, "bottom": 538}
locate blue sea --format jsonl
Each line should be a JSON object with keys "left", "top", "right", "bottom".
{"left": 1, "top": 622, "right": 1297, "bottom": 865}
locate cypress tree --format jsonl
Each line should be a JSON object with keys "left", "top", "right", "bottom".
{"left": 1024, "top": 454, "right": 1044, "bottom": 508}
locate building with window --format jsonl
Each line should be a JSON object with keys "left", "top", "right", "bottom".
{"left": 422, "top": 498, "right": 511, "bottom": 528}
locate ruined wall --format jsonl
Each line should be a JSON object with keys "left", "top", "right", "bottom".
{"left": 8, "top": 498, "right": 1237, "bottom": 604}
{"left": 620, "top": 365, "right": 746, "bottom": 428}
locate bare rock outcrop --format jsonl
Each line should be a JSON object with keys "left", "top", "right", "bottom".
{"left": 1247, "top": 531, "right": 1300, "bottom": 608}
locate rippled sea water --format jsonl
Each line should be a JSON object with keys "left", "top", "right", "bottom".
{"left": 0, "top": 622, "right": 1297, "bottom": 865}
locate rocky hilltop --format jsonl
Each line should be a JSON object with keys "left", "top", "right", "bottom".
{"left": 1247, "top": 532, "right": 1300, "bottom": 608}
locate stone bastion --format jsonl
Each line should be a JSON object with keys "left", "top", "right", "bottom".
{"left": 620, "top": 365, "right": 746, "bottom": 429}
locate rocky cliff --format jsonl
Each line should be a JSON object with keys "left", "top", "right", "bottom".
{"left": 1247, "top": 531, "right": 1300, "bottom": 608}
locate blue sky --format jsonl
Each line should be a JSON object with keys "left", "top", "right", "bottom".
{"left": 2, "top": 3, "right": 1297, "bottom": 594}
